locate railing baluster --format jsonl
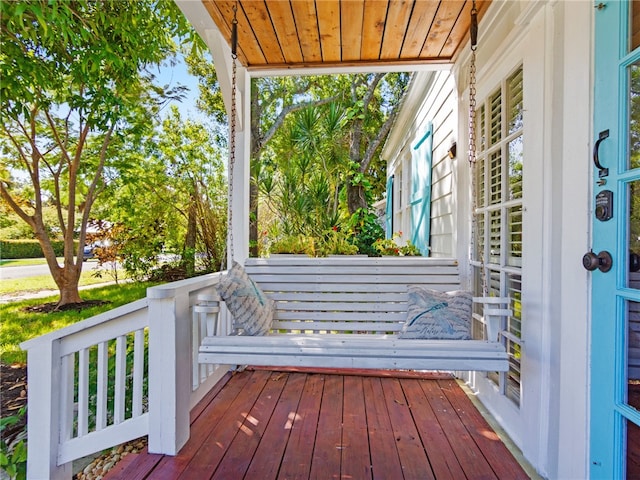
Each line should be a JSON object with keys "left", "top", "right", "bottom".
{"left": 114, "top": 335, "right": 127, "bottom": 424}
{"left": 198, "top": 304, "right": 208, "bottom": 384}
{"left": 77, "top": 348, "right": 89, "bottom": 436}
{"left": 192, "top": 295, "right": 221, "bottom": 390}
{"left": 60, "top": 353, "right": 75, "bottom": 442}
{"left": 96, "top": 341, "right": 108, "bottom": 430}
{"left": 192, "top": 305, "right": 200, "bottom": 391}
{"left": 133, "top": 329, "right": 145, "bottom": 417}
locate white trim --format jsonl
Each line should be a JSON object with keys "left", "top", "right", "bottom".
{"left": 383, "top": 72, "right": 437, "bottom": 159}
{"left": 248, "top": 62, "right": 449, "bottom": 78}
{"left": 556, "top": 1, "right": 593, "bottom": 478}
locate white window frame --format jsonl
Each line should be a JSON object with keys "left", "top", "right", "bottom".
{"left": 393, "top": 152, "right": 412, "bottom": 237}
{"left": 471, "top": 65, "right": 524, "bottom": 406}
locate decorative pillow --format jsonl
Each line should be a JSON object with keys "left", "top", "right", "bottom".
{"left": 216, "top": 261, "right": 274, "bottom": 335}
{"left": 399, "top": 286, "right": 472, "bottom": 340}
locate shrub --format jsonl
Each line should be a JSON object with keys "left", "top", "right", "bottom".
{"left": 269, "top": 234, "right": 317, "bottom": 256}
{"left": 316, "top": 227, "right": 359, "bottom": 256}
{"left": 348, "top": 208, "right": 385, "bottom": 257}
{"left": 373, "top": 232, "right": 422, "bottom": 256}
{"left": 0, "top": 239, "right": 73, "bottom": 259}
{"left": 0, "top": 407, "right": 27, "bottom": 480}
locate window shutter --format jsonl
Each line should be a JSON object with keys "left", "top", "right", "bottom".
{"left": 410, "top": 123, "right": 433, "bottom": 256}
{"left": 385, "top": 175, "right": 394, "bottom": 239}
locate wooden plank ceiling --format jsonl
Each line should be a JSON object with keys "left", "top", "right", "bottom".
{"left": 202, "top": 0, "right": 490, "bottom": 71}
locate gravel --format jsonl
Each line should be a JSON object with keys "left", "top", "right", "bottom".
{"left": 73, "top": 437, "right": 147, "bottom": 480}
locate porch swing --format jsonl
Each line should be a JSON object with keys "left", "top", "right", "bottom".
{"left": 198, "top": 2, "right": 510, "bottom": 373}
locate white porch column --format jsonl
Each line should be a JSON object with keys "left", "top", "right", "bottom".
{"left": 147, "top": 289, "right": 192, "bottom": 455}
{"left": 229, "top": 68, "right": 250, "bottom": 263}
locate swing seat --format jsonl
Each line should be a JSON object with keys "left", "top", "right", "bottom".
{"left": 198, "top": 256, "right": 510, "bottom": 372}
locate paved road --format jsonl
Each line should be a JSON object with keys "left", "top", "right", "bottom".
{"left": 0, "top": 261, "right": 102, "bottom": 280}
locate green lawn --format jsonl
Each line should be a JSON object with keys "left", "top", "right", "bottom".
{"left": 0, "top": 257, "right": 61, "bottom": 267}
{"left": 0, "top": 267, "right": 124, "bottom": 295}
{"left": 0, "top": 281, "right": 158, "bottom": 364}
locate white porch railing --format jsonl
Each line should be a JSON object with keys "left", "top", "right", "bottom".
{"left": 20, "top": 272, "right": 232, "bottom": 480}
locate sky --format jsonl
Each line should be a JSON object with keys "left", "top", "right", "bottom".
{"left": 151, "top": 54, "right": 204, "bottom": 123}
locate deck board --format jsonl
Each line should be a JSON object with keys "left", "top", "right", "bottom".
{"left": 382, "top": 377, "right": 436, "bottom": 480}
{"left": 310, "top": 374, "right": 343, "bottom": 479}
{"left": 437, "top": 378, "right": 530, "bottom": 480}
{"left": 402, "top": 378, "right": 465, "bottom": 479}
{"left": 105, "top": 368, "right": 531, "bottom": 480}
{"left": 145, "top": 371, "right": 253, "bottom": 480}
{"left": 278, "top": 373, "right": 324, "bottom": 480}
{"left": 364, "top": 377, "right": 406, "bottom": 479}
{"left": 420, "top": 379, "right": 497, "bottom": 479}
{"left": 178, "top": 370, "right": 272, "bottom": 479}
{"left": 341, "top": 375, "right": 372, "bottom": 479}
{"left": 212, "top": 370, "right": 286, "bottom": 479}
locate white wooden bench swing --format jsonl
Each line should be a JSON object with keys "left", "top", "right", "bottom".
{"left": 198, "top": 3, "right": 510, "bottom": 374}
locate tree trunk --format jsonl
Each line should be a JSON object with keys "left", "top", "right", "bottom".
{"left": 183, "top": 192, "right": 197, "bottom": 276}
{"left": 346, "top": 179, "right": 367, "bottom": 215}
{"left": 57, "top": 283, "right": 84, "bottom": 305}
{"left": 32, "top": 220, "right": 84, "bottom": 307}
{"left": 52, "top": 257, "right": 84, "bottom": 306}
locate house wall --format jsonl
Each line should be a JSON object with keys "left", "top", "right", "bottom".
{"left": 382, "top": 70, "right": 458, "bottom": 258}
{"left": 452, "top": 2, "right": 593, "bottom": 478}
{"left": 384, "top": 1, "right": 593, "bottom": 478}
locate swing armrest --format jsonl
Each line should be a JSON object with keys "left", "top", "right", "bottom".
{"left": 473, "top": 297, "right": 512, "bottom": 342}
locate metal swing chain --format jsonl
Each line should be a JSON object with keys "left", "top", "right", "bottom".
{"left": 226, "top": 1, "right": 239, "bottom": 268}
{"left": 467, "top": 0, "right": 488, "bottom": 297}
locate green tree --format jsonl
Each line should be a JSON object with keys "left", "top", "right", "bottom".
{"left": 185, "top": 55, "right": 409, "bottom": 256}
{"left": 343, "top": 72, "right": 410, "bottom": 214}
{"left": 156, "top": 107, "right": 227, "bottom": 274}
{"left": 0, "top": 0, "right": 192, "bottom": 306}
{"left": 97, "top": 107, "right": 226, "bottom": 280}
{"left": 258, "top": 73, "right": 410, "bottom": 250}
{"left": 261, "top": 103, "right": 348, "bottom": 240}
{"left": 248, "top": 76, "right": 339, "bottom": 255}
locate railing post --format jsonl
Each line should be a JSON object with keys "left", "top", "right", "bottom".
{"left": 25, "top": 340, "right": 72, "bottom": 480}
{"left": 147, "top": 291, "right": 192, "bottom": 455}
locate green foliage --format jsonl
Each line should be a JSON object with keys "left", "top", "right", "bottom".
{"left": 255, "top": 73, "right": 410, "bottom": 248}
{"left": 316, "top": 227, "right": 359, "bottom": 256}
{"left": 0, "top": 239, "right": 72, "bottom": 259}
{"left": 100, "top": 107, "right": 227, "bottom": 280}
{"left": 266, "top": 225, "right": 360, "bottom": 257}
{"left": 348, "top": 208, "right": 385, "bottom": 257}
{"left": 0, "top": 407, "right": 26, "bottom": 480}
{"left": 269, "top": 234, "right": 317, "bottom": 257}
{"left": 373, "top": 232, "right": 422, "bottom": 257}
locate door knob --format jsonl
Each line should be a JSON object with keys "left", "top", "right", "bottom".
{"left": 583, "top": 250, "right": 613, "bottom": 273}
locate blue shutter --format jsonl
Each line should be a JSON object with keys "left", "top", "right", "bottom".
{"left": 385, "top": 175, "right": 394, "bottom": 239}
{"left": 410, "top": 123, "right": 433, "bottom": 256}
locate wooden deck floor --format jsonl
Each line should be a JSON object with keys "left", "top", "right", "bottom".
{"left": 105, "top": 368, "right": 530, "bottom": 480}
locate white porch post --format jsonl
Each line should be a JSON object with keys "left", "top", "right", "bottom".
{"left": 230, "top": 68, "right": 250, "bottom": 263}
{"left": 147, "top": 290, "right": 192, "bottom": 455}
{"left": 24, "top": 340, "right": 72, "bottom": 480}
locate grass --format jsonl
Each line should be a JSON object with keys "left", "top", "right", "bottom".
{"left": 0, "top": 258, "right": 56, "bottom": 267}
{"left": 0, "top": 266, "right": 123, "bottom": 295}
{"left": 0, "top": 281, "right": 158, "bottom": 364}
